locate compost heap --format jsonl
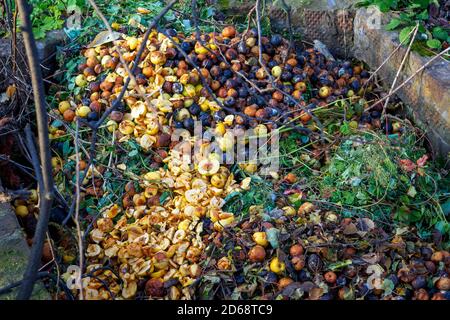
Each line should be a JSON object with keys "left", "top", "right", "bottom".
{"left": 15, "top": 26, "right": 450, "bottom": 300}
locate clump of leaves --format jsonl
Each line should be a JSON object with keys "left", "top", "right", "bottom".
{"left": 318, "top": 135, "right": 397, "bottom": 207}
{"left": 279, "top": 130, "right": 316, "bottom": 177}
{"left": 29, "top": 0, "right": 85, "bottom": 39}
{"left": 223, "top": 172, "right": 276, "bottom": 220}
{"left": 310, "top": 130, "right": 449, "bottom": 240}
{"left": 359, "top": 0, "right": 449, "bottom": 54}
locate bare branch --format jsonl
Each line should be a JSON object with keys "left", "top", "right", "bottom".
{"left": 16, "top": 0, "right": 54, "bottom": 300}
{"left": 382, "top": 24, "right": 419, "bottom": 116}
{"left": 74, "top": 120, "right": 84, "bottom": 300}
{"left": 367, "top": 46, "right": 450, "bottom": 112}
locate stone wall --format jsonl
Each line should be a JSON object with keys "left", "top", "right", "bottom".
{"left": 0, "top": 184, "right": 50, "bottom": 299}
{"left": 353, "top": 8, "right": 450, "bottom": 158}
{"left": 0, "top": 29, "right": 67, "bottom": 86}
{"left": 0, "top": 31, "right": 64, "bottom": 300}
{"left": 219, "top": 0, "right": 357, "bottom": 58}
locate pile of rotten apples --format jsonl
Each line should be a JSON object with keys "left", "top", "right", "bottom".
{"left": 37, "top": 26, "right": 449, "bottom": 300}
{"left": 200, "top": 202, "right": 450, "bottom": 300}
{"left": 54, "top": 26, "right": 371, "bottom": 143}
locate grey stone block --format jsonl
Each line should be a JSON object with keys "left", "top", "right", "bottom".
{"left": 0, "top": 186, "right": 50, "bottom": 300}
{"left": 353, "top": 8, "right": 450, "bottom": 159}
{"left": 0, "top": 29, "right": 67, "bottom": 80}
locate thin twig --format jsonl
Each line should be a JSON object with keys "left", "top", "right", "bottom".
{"left": 363, "top": 26, "right": 419, "bottom": 92}
{"left": 279, "top": 0, "right": 294, "bottom": 55}
{"left": 74, "top": 120, "right": 84, "bottom": 300}
{"left": 382, "top": 24, "right": 419, "bottom": 118}
{"left": 367, "top": 46, "right": 450, "bottom": 112}
{"left": 0, "top": 271, "right": 74, "bottom": 299}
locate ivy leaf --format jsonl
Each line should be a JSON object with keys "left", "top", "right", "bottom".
{"left": 416, "top": 9, "right": 428, "bottom": 21}
{"left": 426, "top": 38, "right": 441, "bottom": 49}
{"left": 33, "top": 27, "right": 46, "bottom": 39}
{"left": 435, "top": 221, "right": 450, "bottom": 235}
{"left": 432, "top": 27, "right": 448, "bottom": 41}
{"left": 385, "top": 18, "right": 402, "bottom": 31}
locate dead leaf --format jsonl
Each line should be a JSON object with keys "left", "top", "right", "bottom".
{"left": 343, "top": 223, "right": 358, "bottom": 235}
{"left": 0, "top": 93, "right": 9, "bottom": 103}
{"left": 309, "top": 287, "right": 324, "bottom": 300}
{"left": 6, "top": 85, "right": 16, "bottom": 98}
{"left": 137, "top": 7, "right": 151, "bottom": 14}
{"left": 0, "top": 192, "right": 12, "bottom": 202}
{"left": 87, "top": 30, "right": 122, "bottom": 48}
{"left": 395, "top": 226, "right": 409, "bottom": 236}
{"left": 117, "top": 163, "right": 127, "bottom": 171}
{"left": 356, "top": 218, "right": 375, "bottom": 236}
{"left": 361, "top": 253, "right": 380, "bottom": 264}
{"left": 416, "top": 154, "right": 428, "bottom": 167}
{"left": 399, "top": 159, "right": 416, "bottom": 172}
{"left": 280, "top": 282, "right": 303, "bottom": 297}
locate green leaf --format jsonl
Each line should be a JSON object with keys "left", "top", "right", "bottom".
{"left": 426, "top": 38, "right": 441, "bottom": 49}
{"left": 328, "top": 259, "right": 353, "bottom": 271}
{"left": 62, "top": 140, "right": 72, "bottom": 157}
{"left": 407, "top": 186, "right": 417, "bottom": 198}
{"left": 413, "top": 0, "right": 432, "bottom": 9}
{"left": 339, "top": 122, "right": 351, "bottom": 136}
{"left": 385, "top": 18, "right": 402, "bottom": 31}
{"left": 382, "top": 278, "right": 395, "bottom": 296}
{"left": 418, "top": 24, "right": 426, "bottom": 33}
{"left": 399, "top": 26, "right": 415, "bottom": 44}
{"left": 376, "top": 0, "right": 395, "bottom": 12}
{"left": 432, "top": 27, "right": 449, "bottom": 41}
{"left": 129, "top": 149, "right": 139, "bottom": 157}
{"left": 409, "top": 210, "right": 422, "bottom": 223}
{"left": 416, "top": 9, "right": 428, "bottom": 21}
{"left": 399, "top": 12, "right": 412, "bottom": 23}
{"left": 266, "top": 228, "right": 280, "bottom": 249}
{"left": 441, "top": 199, "right": 450, "bottom": 216}
{"left": 159, "top": 191, "right": 171, "bottom": 205}
{"left": 33, "top": 27, "right": 46, "bottom": 39}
